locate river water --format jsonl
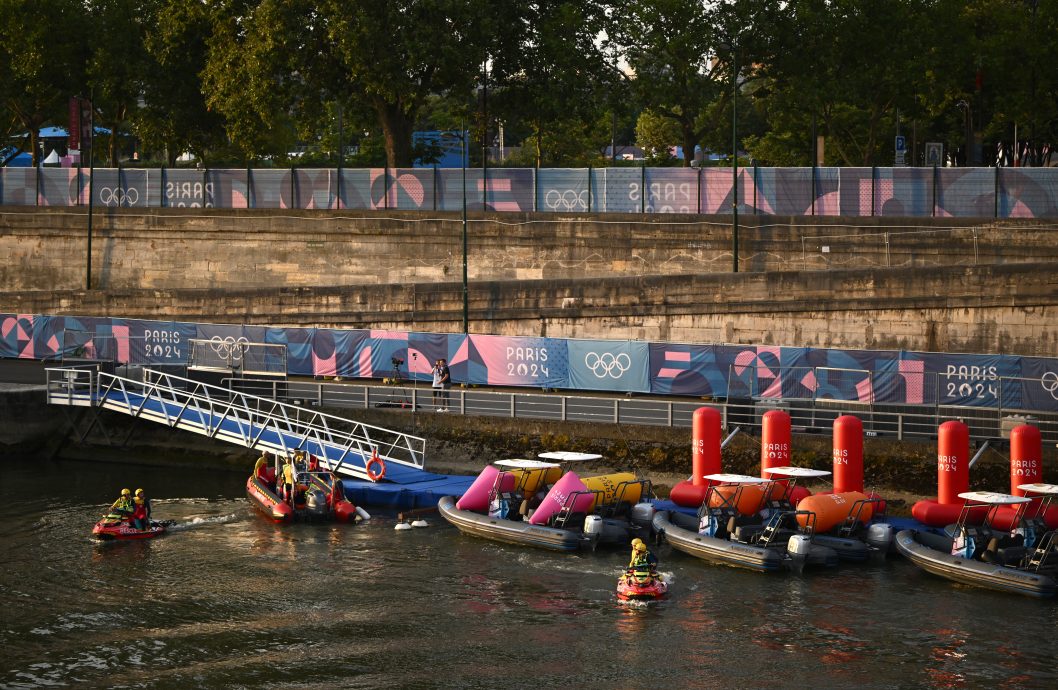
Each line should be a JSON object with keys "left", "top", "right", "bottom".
{"left": 2, "top": 458, "right": 1058, "bottom": 689}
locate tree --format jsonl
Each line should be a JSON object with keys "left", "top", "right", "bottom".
{"left": 490, "top": 1, "right": 614, "bottom": 167}
{"left": 0, "top": 0, "right": 88, "bottom": 166}
{"left": 752, "top": 0, "right": 938, "bottom": 166}
{"left": 138, "top": 0, "right": 228, "bottom": 165}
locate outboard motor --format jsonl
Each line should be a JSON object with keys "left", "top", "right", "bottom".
{"left": 584, "top": 515, "right": 603, "bottom": 538}
{"left": 866, "top": 523, "right": 895, "bottom": 557}
{"left": 630, "top": 502, "right": 656, "bottom": 529}
{"left": 304, "top": 488, "right": 329, "bottom": 517}
{"left": 787, "top": 534, "right": 812, "bottom": 575}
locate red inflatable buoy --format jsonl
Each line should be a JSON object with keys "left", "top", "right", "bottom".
{"left": 671, "top": 407, "right": 723, "bottom": 508}
{"left": 912, "top": 421, "right": 973, "bottom": 527}
{"left": 761, "top": 410, "right": 791, "bottom": 478}
{"left": 832, "top": 415, "right": 863, "bottom": 494}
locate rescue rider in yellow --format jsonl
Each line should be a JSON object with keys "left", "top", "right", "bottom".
{"left": 628, "top": 538, "right": 658, "bottom": 583}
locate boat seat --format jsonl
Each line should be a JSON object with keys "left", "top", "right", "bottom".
{"left": 997, "top": 546, "right": 1027, "bottom": 566}
{"left": 732, "top": 524, "right": 793, "bottom": 544}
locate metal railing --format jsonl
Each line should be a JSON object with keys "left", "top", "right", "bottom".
{"left": 45, "top": 366, "right": 427, "bottom": 478}
{"left": 221, "top": 378, "right": 1058, "bottom": 447}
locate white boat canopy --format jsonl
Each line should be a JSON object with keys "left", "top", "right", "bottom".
{"left": 1017, "top": 483, "right": 1058, "bottom": 496}
{"left": 958, "top": 491, "right": 1032, "bottom": 505}
{"left": 494, "top": 459, "right": 560, "bottom": 469}
{"left": 703, "top": 473, "right": 767, "bottom": 484}
{"left": 538, "top": 451, "right": 602, "bottom": 462}
{"left": 765, "top": 466, "right": 832, "bottom": 478}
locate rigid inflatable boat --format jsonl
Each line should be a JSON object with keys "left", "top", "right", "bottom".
{"left": 92, "top": 518, "right": 172, "bottom": 540}
{"left": 897, "top": 488, "right": 1058, "bottom": 598}
{"left": 765, "top": 466, "right": 893, "bottom": 562}
{"left": 653, "top": 474, "right": 836, "bottom": 573}
{"left": 438, "top": 458, "right": 655, "bottom": 552}
{"left": 247, "top": 453, "right": 363, "bottom": 523}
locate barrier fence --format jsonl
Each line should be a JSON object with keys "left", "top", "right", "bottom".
{"left": 5, "top": 165, "right": 1058, "bottom": 218}
{"left": 6, "top": 313, "right": 1058, "bottom": 415}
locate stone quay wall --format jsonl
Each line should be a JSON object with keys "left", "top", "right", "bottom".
{"left": 0, "top": 208, "right": 1055, "bottom": 356}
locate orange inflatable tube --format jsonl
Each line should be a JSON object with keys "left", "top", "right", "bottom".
{"left": 708, "top": 484, "right": 767, "bottom": 516}
{"left": 796, "top": 491, "right": 874, "bottom": 533}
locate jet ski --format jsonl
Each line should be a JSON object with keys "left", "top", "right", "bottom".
{"left": 616, "top": 571, "right": 668, "bottom": 601}
{"left": 92, "top": 517, "right": 173, "bottom": 540}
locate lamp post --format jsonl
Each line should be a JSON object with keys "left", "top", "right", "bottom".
{"left": 86, "top": 92, "right": 95, "bottom": 290}
{"left": 730, "top": 43, "right": 739, "bottom": 273}
{"left": 461, "top": 120, "right": 468, "bottom": 334}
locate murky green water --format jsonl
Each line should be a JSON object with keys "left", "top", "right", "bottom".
{"left": 2, "top": 458, "right": 1057, "bottom": 688}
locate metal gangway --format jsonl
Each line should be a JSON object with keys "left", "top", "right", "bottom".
{"left": 44, "top": 366, "right": 427, "bottom": 482}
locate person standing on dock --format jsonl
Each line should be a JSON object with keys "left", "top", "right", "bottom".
{"left": 438, "top": 358, "right": 451, "bottom": 412}
{"left": 431, "top": 359, "right": 445, "bottom": 411}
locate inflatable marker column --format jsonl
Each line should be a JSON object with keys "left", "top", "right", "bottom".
{"left": 937, "top": 420, "right": 970, "bottom": 505}
{"left": 832, "top": 415, "right": 864, "bottom": 494}
{"left": 1010, "top": 424, "right": 1042, "bottom": 497}
{"left": 669, "top": 407, "right": 722, "bottom": 508}
{"left": 760, "top": 410, "right": 791, "bottom": 478}
{"left": 911, "top": 420, "right": 971, "bottom": 526}
{"left": 693, "top": 407, "right": 722, "bottom": 483}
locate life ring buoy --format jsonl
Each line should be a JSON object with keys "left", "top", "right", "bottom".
{"left": 366, "top": 452, "right": 386, "bottom": 482}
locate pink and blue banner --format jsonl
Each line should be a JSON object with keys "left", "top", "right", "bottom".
{"left": 5, "top": 313, "right": 1058, "bottom": 412}
{"left": 10, "top": 166, "right": 1058, "bottom": 217}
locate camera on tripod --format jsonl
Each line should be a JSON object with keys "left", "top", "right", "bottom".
{"left": 391, "top": 356, "right": 404, "bottom": 368}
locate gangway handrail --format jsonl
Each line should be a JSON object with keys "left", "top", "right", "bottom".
{"left": 46, "top": 365, "right": 426, "bottom": 476}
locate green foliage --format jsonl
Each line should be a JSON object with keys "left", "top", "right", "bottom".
{"left": 2, "top": 0, "right": 1058, "bottom": 170}
{"left": 634, "top": 109, "right": 680, "bottom": 164}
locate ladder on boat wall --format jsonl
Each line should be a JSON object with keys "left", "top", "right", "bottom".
{"left": 44, "top": 366, "right": 426, "bottom": 481}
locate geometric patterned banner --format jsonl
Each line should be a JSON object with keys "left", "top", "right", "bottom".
{"left": 7, "top": 166, "right": 1058, "bottom": 218}
{"left": 5, "top": 312, "right": 1058, "bottom": 412}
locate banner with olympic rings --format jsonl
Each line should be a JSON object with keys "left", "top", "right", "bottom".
{"left": 567, "top": 340, "right": 649, "bottom": 393}
{"left": 7, "top": 312, "right": 1058, "bottom": 412}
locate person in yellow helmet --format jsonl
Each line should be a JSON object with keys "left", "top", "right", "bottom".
{"left": 628, "top": 538, "right": 658, "bottom": 583}
{"left": 281, "top": 455, "right": 297, "bottom": 503}
{"left": 134, "top": 488, "right": 152, "bottom": 522}
{"left": 105, "top": 489, "right": 134, "bottom": 522}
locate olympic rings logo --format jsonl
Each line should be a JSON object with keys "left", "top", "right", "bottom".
{"left": 1042, "top": 371, "right": 1058, "bottom": 400}
{"left": 98, "top": 186, "right": 139, "bottom": 206}
{"left": 544, "top": 189, "right": 588, "bottom": 211}
{"left": 210, "top": 336, "right": 249, "bottom": 362}
{"left": 584, "top": 352, "right": 631, "bottom": 379}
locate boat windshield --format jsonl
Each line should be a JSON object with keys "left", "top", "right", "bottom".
{"left": 703, "top": 473, "right": 766, "bottom": 484}
{"left": 765, "top": 466, "right": 832, "bottom": 479}
{"left": 957, "top": 491, "right": 1032, "bottom": 506}
{"left": 538, "top": 451, "right": 603, "bottom": 462}
{"left": 495, "top": 459, "right": 561, "bottom": 469}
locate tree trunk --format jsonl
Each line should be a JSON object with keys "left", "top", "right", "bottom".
{"left": 681, "top": 122, "right": 697, "bottom": 167}
{"left": 374, "top": 99, "right": 414, "bottom": 168}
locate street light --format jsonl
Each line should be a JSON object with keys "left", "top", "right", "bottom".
{"left": 956, "top": 100, "right": 973, "bottom": 166}
{"left": 728, "top": 43, "right": 739, "bottom": 273}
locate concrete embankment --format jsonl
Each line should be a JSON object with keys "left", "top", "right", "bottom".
{"left": 4, "top": 387, "right": 1052, "bottom": 511}
{"left": 2, "top": 208, "right": 1058, "bottom": 354}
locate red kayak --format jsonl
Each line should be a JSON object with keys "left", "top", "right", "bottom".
{"left": 617, "top": 572, "right": 668, "bottom": 601}
{"left": 92, "top": 518, "right": 171, "bottom": 540}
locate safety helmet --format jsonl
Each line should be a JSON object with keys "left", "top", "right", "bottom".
{"left": 635, "top": 542, "right": 647, "bottom": 553}
{"left": 121, "top": 488, "right": 131, "bottom": 496}
{"left": 631, "top": 538, "right": 644, "bottom": 548}
{"left": 135, "top": 488, "right": 144, "bottom": 496}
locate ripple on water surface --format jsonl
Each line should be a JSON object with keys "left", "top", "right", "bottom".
{"left": 2, "top": 459, "right": 1058, "bottom": 687}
